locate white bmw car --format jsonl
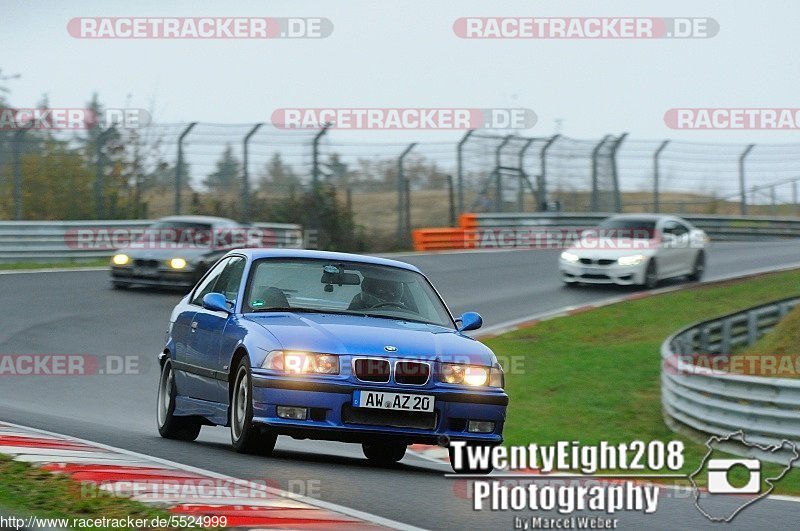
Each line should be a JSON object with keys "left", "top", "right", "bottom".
{"left": 559, "top": 214, "right": 708, "bottom": 288}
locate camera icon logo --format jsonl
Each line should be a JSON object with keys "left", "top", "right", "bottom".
{"left": 707, "top": 458, "right": 761, "bottom": 494}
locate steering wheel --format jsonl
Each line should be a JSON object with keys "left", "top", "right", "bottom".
{"left": 370, "top": 301, "right": 408, "bottom": 310}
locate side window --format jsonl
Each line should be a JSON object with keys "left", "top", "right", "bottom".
{"left": 673, "top": 222, "right": 689, "bottom": 236}
{"left": 190, "top": 257, "right": 230, "bottom": 306}
{"left": 214, "top": 256, "right": 246, "bottom": 302}
{"left": 662, "top": 221, "right": 678, "bottom": 235}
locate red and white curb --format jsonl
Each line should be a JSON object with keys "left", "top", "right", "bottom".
{"left": 0, "top": 421, "right": 423, "bottom": 530}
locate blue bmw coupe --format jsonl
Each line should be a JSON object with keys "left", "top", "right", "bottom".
{"left": 156, "top": 249, "right": 507, "bottom": 472}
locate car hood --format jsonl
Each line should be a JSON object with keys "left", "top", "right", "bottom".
{"left": 243, "top": 312, "right": 494, "bottom": 366}
{"left": 566, "top": 241, "right": 658, "bottom": 259}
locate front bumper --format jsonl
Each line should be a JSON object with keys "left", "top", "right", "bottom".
{"left": 250, "top": 373, "right": 507, "bottom": 445}
{"left": 111, "top": 266, "right": 197, "bottom": 288}
{"left": 559, "top": 260, "right": 646, "bottom": 285}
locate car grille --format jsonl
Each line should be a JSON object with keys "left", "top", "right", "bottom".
{"left": 581, "top": 273, "right": 610, "bottom": 280}
{"left": 134, "top": 259, "right": 159, "bottom": 268}
{"left": 578, "top": 258, "right": 615, "bottom": 266}
{"left": 354, "top": 358, "right": 390, "bottom": 383}
{"left": 342, "top": 404, "right": 437, "bottom": 430}
{"left": 394, "top": 361, "right": 430, "bottom": 385}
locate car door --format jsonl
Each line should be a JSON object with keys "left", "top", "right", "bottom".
{"left": 659, "top": 220, "right": 684, "bottom": 277}
{"left": 186, "top": 255, "right": 246, "bottom": 403}
{"left": 175, "top": 257, "right": 230, "bottom": 400}
{"left": 670, "top": 221, "right": 694, "bottom": 274}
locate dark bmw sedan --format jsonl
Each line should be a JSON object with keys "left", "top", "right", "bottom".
{"left": 109, "top": 215, "right": 258, "bottom": 289}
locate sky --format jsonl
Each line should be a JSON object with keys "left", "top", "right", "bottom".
{"left": 3, "top": 0, "right": 800, "bottom": 199}
{"left": 3, "top": 0, "right": 799, "bottom": 141}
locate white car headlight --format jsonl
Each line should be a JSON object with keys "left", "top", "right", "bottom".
{"left": 112, "top": 253, "right": 130, "bottom": 266}
{"left": 560, "top": 251, "right": 580, "bottom": 263}
{"left": 618, "top": 254, "right": 647, "bottom": 266}
{"left": 169, "top": 258, "right": 187, "bottom": 269}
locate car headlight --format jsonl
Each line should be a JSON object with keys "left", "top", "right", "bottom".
{"left": 560, "top": 251, "right": 580, "bottom": 263}
{"left": 169, "top": 258, "right": 187, "bottom": 269}
{"left": 262, "top": 350, "right": 339, "bottom": 375}
{"left": 617, "top": 254, "right": 647, "bottom": 266}
{"left": 112, "top": 253, "right": 130, "bottom": 266}
{"left": 441, "top": 363, "right": 503, "bottom": 387}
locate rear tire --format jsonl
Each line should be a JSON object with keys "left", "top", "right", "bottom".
{"left": 362, "top": 442, "right": 407, "bottom": 465}
{"left": 157, "top": 360, "right": 202, "bottom": 441}
{"left": 230, "top": 358, "right": 277, "bottom": 455}
{"left": 688, "top": 251, "right": 705, "bottom": 281}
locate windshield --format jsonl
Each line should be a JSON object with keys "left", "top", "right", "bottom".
{"left": 243, "top": 258, "right": 455, "bottom": 328}
{"left": 594, "top": 218, "right": 657, "bottom": 239}
{"left": 132, "top": 221, "right": 214, "bottom": 247}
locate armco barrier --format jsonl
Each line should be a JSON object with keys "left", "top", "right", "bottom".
{"left": 412, "top": 212, "right": 800, "bottom": 251}
{"left": 0, "top": 220, "right": 304, "bottom": 262}
{"left": 661, "top": 296, "right": 800, "bottom": 467}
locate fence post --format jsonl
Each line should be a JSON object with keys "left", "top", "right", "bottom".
{"left": 539, "top": 134, "right": 560, "bottom": 212}
{"left": 738, "top": 144, "right": 755, "bottom": 216}
{"left": 653, "top": 140, "right": 670, "bottom": 213}
{"left": 518, "top": 137, "right": 536, "bottom": 211}
{"left": 447, "top": 174, "right": 456, "bottom": 226}
{"left": 456, "top": 129, "right": 474, "bottom": 215}
{"left": 242, "top": 123, "right": 263, "bottom": 223}
{"left": 397, "top": 142, "right": 416, "bottom": 247}
{"left": 591, "top": 135, "right": 611, "bottom": 212}
{"left": 12, "top": 128, "right": 27, "bottom": 220}
{"left": 494, "top": 135, "right": 512, "bottom": 212}
{"left": 175, "top": 122, "right": 197, "bottom": 215}
{"left": 609, "top": 133, "right": 627, "bottom": 213}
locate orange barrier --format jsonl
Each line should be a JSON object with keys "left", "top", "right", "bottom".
{"left": 459, "top": 213, "right": 478, "bottom": 229}
{"left": 411, "top": 227, "right": 476, "bottom": 251}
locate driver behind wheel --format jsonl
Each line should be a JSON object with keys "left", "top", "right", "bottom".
{"left": 348, "top": 277, "right": 403, "bottom": 310}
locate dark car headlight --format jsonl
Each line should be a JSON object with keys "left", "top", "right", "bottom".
{"left": 441, "top": 363, "right": 504, "bottom": 388}
{"left": 262, "top": 350, "right": 339, "bottom": 375}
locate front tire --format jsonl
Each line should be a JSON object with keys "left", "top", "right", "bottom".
{"left": 157, "top": 360, "right": 202, "bottom": 441}
{"left": 362, "top": 442, "right": 407, "bottom": 465}
{"left": 230, "top": 358, "right": 277, "bottom": 455}
{"left": 641, "top": 259, "right": 658, "bottom": 290}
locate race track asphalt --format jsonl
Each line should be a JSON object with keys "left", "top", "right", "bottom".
{"left": 0, "top": 241, "right": 799, "bottom": 529}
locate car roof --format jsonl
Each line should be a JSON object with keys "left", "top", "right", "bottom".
{"left": 233, "top": 248, "right": 422, "bottom": 273}
{"left": 155, "top": 215, "right": 238, "bottom": 225}
{"left": 605, "top": 214, "right": 668, "bottom": 221}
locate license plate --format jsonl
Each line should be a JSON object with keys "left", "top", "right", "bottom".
{"left": 133, "top": 267, "right": 158, "bottom": 278}
{"left": 353, "top": 390, "right": 434, "bottom": 412}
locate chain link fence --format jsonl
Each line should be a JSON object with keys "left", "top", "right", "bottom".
{"left": 2, "top": 123, "right": 800, "bottom": 250}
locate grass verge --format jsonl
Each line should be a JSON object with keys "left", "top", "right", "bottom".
{"left": 489, "top": 269, "right": 800, "bottom": 494}
{"left": 0, "top": 455, "right": 208, "bottom": 530}
{"left": 0, "top": 259, "right": 108, "bottom": 271}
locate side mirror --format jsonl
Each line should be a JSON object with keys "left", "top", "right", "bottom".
{"left": 202, "top": 292, "right": 230, "bottom": 313}
{"left": 457, "top": 311, "right": 483, "bottom": 332}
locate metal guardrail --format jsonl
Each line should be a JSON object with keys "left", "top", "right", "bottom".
{"left": 412, "top": 212, "right": 800, "bottom": 250}
{"left": 0, "top": 220, "right": 304, "bottom": 262}
{"left": 465, "top": 212, "right": 800, "bottom": 240}
{"left": 661, "top": 296, "right": 800, "bottom": 467}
